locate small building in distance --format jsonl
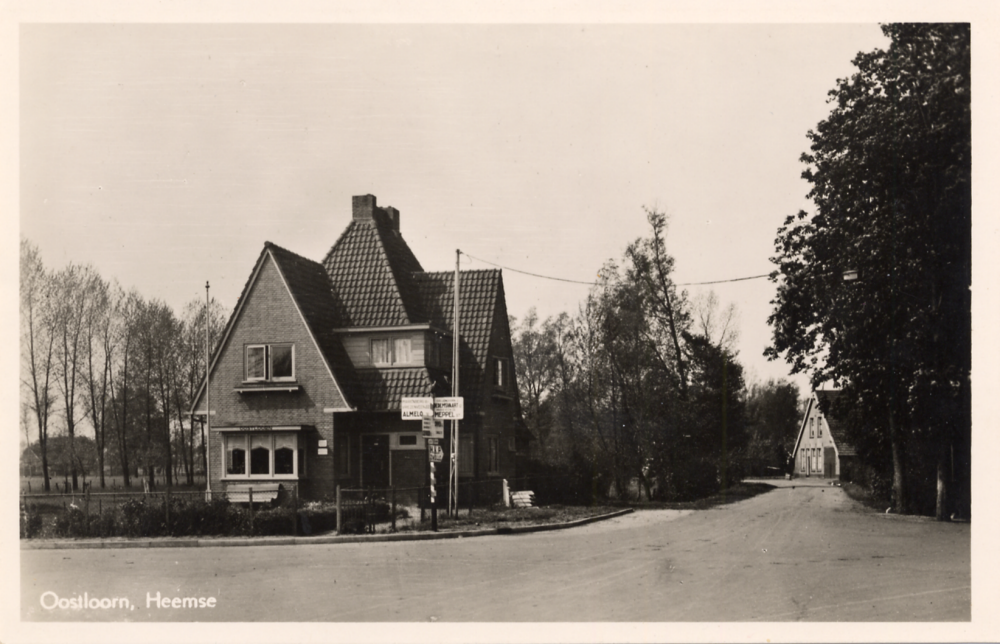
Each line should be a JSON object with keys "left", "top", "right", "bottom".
{"left": 791, "top": 390, "right": 857, "bottom": 481}
{"left": 192, "top": 194, "right": 528, "bottom": 502}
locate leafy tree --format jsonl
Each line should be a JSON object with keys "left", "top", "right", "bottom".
{"left": 767, "top": 24, "right": 970, "bottom": 518}
{"left": 510, "top": 308, "right": 559, "bottom": 451}
{"left": 745, "top": 378, "right": 801, "bottom": 476}
{"left": 683, "top": 332, "right": 748, "bottom": 489}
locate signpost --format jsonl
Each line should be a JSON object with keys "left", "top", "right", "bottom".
{"left": 422, "top": 418, "right": 444, "bottom": 439}
{"left": 401, "top": 395, "right": 462, "bottom": 530}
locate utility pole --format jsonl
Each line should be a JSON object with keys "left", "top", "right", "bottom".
{"left": 205, "top": 281, "right": 212, "bottom": 501}
{"left": 450, "top": 249, "right": 460, "bottom": 516}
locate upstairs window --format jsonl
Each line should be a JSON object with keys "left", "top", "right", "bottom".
{"left": 818, "top": 418, "right": 823, "bottom": 437}
{"left": 371, "top": 336, "right": 413, "bottom": 366}
{"left": 371, "top": 339, "right": 391, "bottom": 366}
{"left": 493, "top": 357, "right": 509, "bottom": 390}
{"left": 245, "top": 344, "right": 295, "bottom": 382}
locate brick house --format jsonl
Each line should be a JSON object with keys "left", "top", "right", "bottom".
{"left": 791, "top": 390, "right": 857, "bottom": 481}
{"left": 192, "top": 194, "right": 528, "bottom": 501}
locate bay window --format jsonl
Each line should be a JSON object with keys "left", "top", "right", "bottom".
{"left": 224, "top": 432, "right": 304, "bottom": 479}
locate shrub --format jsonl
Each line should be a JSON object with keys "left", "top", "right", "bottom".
{"left": 20, "top": 502, "right": 43, "bottom": 539}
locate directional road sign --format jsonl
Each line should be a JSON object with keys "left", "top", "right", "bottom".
{"left": 421, "top": 418, "right": 444, "bottom": 438}
{"left": 401, "top": 396, "right": 434, "bottom": 420}
{"left": 432, "top": 397, "right": 464, "bottom": 420}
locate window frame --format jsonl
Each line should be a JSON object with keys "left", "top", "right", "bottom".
{"left": 244, "top": 343, "right": 296, "bottom": 382}
{"left": 222, "top": 432, "right": 303, "bottom": 480}
{"left": 370, "top": 335, "right": 416, "bottom": 367}
{"left": 493, "top": 357, "right": 509, "bottom": 391}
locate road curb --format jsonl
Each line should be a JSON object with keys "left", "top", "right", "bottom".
{"left": 20, "top": 508, "right": 635, "bottom": 551}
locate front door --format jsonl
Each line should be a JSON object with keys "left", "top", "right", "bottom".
{"left": 361, "top": 434, "right": 390, "bottom": 488}
{"left": 824, "top": 447, "right": 836, "bottom": 478}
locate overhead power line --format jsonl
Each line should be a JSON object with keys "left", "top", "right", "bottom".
{"left": 460, "top": 251, "right": 771, "bottom": 287}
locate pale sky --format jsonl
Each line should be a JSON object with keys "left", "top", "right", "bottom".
{"left": 18, "top": 23, "right": 900, "bottom": 396}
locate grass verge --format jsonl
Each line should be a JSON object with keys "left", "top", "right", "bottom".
{"left": 391, "top": 505, "right": 620, "bottom": 533}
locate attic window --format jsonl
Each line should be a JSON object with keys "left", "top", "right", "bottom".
{"left": 493, "top": 357, "right": 509, "bottom": 390}
{"left": 371, "top": 337, "right": 413, "bottom": 366}
{"left": 246, "top": 344, "right": 295, "bottom": 382}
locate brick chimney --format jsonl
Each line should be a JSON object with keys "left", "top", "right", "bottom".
{"left": 384, "top": 206, "right": 400, "bottom": 232}
{"left": 352, "top": 194, "right": 377, "bottom": 221}
{"left": 352, "top": 194, "right": 400, "bottom": 232}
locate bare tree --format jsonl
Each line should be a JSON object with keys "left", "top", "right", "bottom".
{"left": 51, "top": 263, "right": 102, "bottom": 490}
{"left": 20, "top": 240, "right": 57, "bottom": 490}
{"left": 692, "top": 290, "right": 740, "bottom": 352}
{"left": 108, "top": 289, "right": 142, "bottom": 487}
{"left": 83, "top": 277, "right": 118, "bottom": 488}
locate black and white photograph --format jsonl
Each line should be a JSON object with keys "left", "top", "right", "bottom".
{"left": 6, "top": 2, "right": 998, "bottom": 643}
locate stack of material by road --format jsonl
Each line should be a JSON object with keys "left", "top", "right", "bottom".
{"left": 510, "top": 490, "right": 536, "bottom": 508}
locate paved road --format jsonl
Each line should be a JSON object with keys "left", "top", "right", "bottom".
{"left": 21, "top": 480, "right": 969, "bottom": 622}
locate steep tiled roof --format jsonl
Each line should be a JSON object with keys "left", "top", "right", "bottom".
{"left": 816, "top": 390, "right": 856, "bottom": 456}
{"left": 322, "top": 210, "right": 426, "bottom": 327}
{"left": 265, "top": 242, "right": 360, "bottom": 408}
{"left": 353, "top": 368, "right": 451, "bottom": 412}
{"left": 414, "top": 269, "right": 503, "bottom": 412}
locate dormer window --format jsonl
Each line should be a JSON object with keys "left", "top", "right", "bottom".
{"left": 371, "top": 336, "right": 413, "bottom": 366}
{"left": 245, "top": 344, "right": 295, "bottom": 382}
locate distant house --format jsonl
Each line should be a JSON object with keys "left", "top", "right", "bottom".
{"left": 192, "top": 194, "right": 528, "bottom": 501}
{"left": 791, "top": 390, "right": 857, "bottom": 481}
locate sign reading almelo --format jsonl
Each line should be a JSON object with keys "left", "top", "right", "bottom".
{"left": 400, "top": 396, "right": 464, "bottom": 421}
{"left": 400, "top": 397, "right": 434, "bottom": 420}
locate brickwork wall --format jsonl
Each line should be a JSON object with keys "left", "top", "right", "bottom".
{"left": 204, "top": 254, "right": 348, "bottom": 499}
{"left": 478, "top": 292, "right": 518, "bottom": 481}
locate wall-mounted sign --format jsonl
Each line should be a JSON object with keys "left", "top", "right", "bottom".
{"left": 318, "top": 439, "right": 328, "bottom": 448}
{"left": 318, "top": 448, "right": 329, "bottom": 456}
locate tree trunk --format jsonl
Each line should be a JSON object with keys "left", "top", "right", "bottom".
{"left": 935, "top": 444, "right": 950, "bottom": 521}
{"left": 890, "top": 412, "right": 907, "bottom": 514}
{"left": 41, "top": 440, "right": 51, "bottom": 492}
